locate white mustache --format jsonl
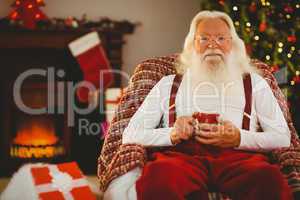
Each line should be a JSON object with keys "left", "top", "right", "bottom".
{"left": 203, "top": 50, "right": 224, "bottom": 59}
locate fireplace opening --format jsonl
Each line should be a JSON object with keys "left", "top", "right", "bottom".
{"left": 10, "top": 80, "right": 69, "bottom": 159}
{"left": 10, "top": 115, "right": 65, "bottom": 159}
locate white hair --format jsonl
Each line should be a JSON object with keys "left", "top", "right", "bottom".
{"left": 177, "top": 10, "right": 259, "bottom": 76}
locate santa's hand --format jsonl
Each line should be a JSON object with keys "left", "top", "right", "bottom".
{"left": 170, "top": 116, "right": 195, "bottom": 145}
{"left": 194, "top": 120, "right": 241, "bottom": 148}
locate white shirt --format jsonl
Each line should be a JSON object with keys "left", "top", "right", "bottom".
{"left": 122, "top": 71, "right": 290, "bottom": 151}
{"left": 103, "top": 71, "right": 291, "bottom": 200}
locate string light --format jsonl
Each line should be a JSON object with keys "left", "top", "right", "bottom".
{"left": 266, "top": 55, "right": 271, "bottom": 60}
{"left": 246, "top": 22, "right": 251, "bottom": 27}
{"left": 27, "top": 4, "right": 33, "bottom": 9}
{"left": 16, "top": 1, "right": 21, "bottom": 5}
{"left": 233, "top": 6, "right": 238, "bottom": 11}
{"left": 296, "top": 4, "right": 300, "bottom": 9}
{"left": 278, "top": 48, "right": 283, "bottom": 53}
{"left": 287, "top": 53, "right": 292, "bottom": 58}
{"left": 286, "top": 14, "right": 291, "bottom": 19}
{"left": 296, "top": 71, "right": 300, "bottom": 76}
{"left": 11, "top": 11, "right": 18, "bottom": 19}
{"left": 234, "top": 21, "right": 240, "bottom": 26}
{"left": 291, "top": 46, "right": 295, "bottom": 51}
{"left": 254, "top": 35, "right": 260, "bottom": 40}
{"left": 278, "top": 42, "right": 284, "bottom": 47}
{"left": 266, "top": 1, "right": 270, "bottom": 6}
{"left": 291, "top": 80, "right": 295, "bottom": 85}
{"left": 35, "top": 14, "right": 41, "bottom": 19}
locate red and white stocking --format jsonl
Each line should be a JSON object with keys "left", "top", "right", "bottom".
{"left": 69, "top": 32, "right": 113, "bottom": 103}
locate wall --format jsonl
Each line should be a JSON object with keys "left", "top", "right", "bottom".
{"left": 0, "top": 0, "right": 201, "bottom": 85}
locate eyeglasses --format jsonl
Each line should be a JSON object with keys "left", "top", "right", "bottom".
{"left": 195, "top": 35, "right": 232, "bottom": 46}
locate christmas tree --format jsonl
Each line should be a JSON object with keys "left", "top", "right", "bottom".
{"left": 8, "top": 0, "right": 48, "bottom": 29}
{"left": 200, "top": 0, "right": 300, "bottom": 133}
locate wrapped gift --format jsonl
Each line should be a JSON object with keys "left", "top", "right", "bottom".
{"left": 105, "top": 88, "right": 125, "bottom": 123}
{"left": 31, "top": 162, "right": 96, "bottom": 200}
{"left": 0, "top": 162, "right": 97, "bottom": 200}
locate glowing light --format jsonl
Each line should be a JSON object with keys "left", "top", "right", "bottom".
{"left": 286, "top": 14, "right": 291, "bottom": 19}
{"left": 291, "top": 80, "right": 295, "bottom": 85}
{"left": 10, "top": 146, "right": 65, "bottom": 158}
{"left": 13, "top": 123, "right": 58, "bottom": 146}
{"left": 278, "top": 42, "right": 284, "bottom": 47}
{"left": 254, "top": 35, "right": 259, "bottom": 40}
{"left": 235, "top": 21, "right": 240, "bottom": 26}
{"left": 246, "top": 22, "right": 251, "bottom": 27}
{"left": 233, "top": 6, "right": 238, "bottom": 11}
{"left": 266, "top": 55, "right": 271, "bottom": 60}
{"left": 35, "top": 14, "right": 40, "bottom": 19}
{"left": 287, "top": 53, "right": 292, "bottom": 58}
{"left": 296, "top": 71, "right": 300, "bottom": 76}
{"left": 11, "top": 11, "right": 18, "bottom": 19}
{"left": 291, "top": 46, "right": 295, "bottom": 51}
{"left": 278, "top": 48, "right": 283, "bottom": 53}
{"left": 27, "top": 4, "right": 33, "bottom": 9}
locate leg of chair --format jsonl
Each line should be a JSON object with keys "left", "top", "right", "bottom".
{"left": 136, "top": 151, "right": 210, "bottom": 200}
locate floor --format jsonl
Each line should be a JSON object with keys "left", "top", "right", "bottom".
{"left": 0, "top": 178, "right": 9, "bottom": 194}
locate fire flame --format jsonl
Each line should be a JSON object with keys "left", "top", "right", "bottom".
{"left": 13, "top": 121, "right": 58, "bottom": 146}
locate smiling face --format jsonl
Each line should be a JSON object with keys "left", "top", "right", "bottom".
{"left": 194, "top": 18, "right": 232, "bottom": 64}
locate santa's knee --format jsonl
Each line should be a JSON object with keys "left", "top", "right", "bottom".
{"left": 251, "top": 164, "right": 285, "bottom": 187}
{"left": 249, "top": 164, "right": 292, "bottom": 199}
{"left": 136, "top": 161, "right": 179, "bottom": 196}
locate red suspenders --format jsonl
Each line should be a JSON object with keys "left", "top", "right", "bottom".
{"left": 242, "top": 74, "right": 252, "bottom": 130}
{"left": 168, "top": 74, "right": 183, "bottom": 127}
{"left": 168, "top": 73, "right": 252, "bottom": 130}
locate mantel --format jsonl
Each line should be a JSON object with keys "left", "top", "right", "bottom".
{"left": 0, "top": 30, "right": 124, "bottom": 49}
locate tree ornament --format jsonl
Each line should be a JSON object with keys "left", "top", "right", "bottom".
{"left": 245, "top": 43, "right": 253, "bottom": 55}
{"left": 293, "top": 75, "right": 300, "bottom": 84}
{"left": 249, "top": 2, "right": 257, "bottom": 13}
{"left": 284, "top": 5, "right": 294, "bottom": 13}
{"left": 287, "top": 35, "right": 297, "bottom": 43}
{"left": 259, "top": 21, "right": 267, "bottom": 32}
{"left": 270, "top": 65, "right": 280, "bottom": 73}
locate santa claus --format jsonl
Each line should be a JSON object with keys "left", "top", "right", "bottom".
{"left": 103, "top": 10, "right": 292, "bottom": 200}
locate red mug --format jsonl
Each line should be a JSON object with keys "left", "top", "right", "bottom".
{"left": 192, "top": 112, "right": 220, "bottom": 124}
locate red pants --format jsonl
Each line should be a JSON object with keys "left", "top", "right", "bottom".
{"left": 136, "top": 140, "right": 293, "bottom": 200}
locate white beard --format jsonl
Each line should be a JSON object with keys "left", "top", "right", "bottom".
{"left": 184, "top": 49, "right": 245, "bottom": 97}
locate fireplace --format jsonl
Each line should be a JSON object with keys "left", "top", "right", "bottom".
{"left": 0, "top": 27, "right": 134, "bottom": 176}
{"left": 1, "top": 76, "right": 72, "bottom": 176}
{"left": 9, "top": 82, "right": 67, "bottom": 160}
